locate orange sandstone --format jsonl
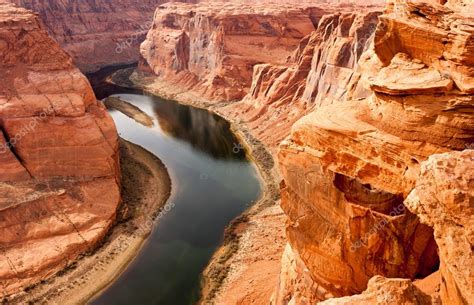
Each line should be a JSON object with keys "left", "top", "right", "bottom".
{"left": 0, "top": 2, "right": 120, "bottom": 296}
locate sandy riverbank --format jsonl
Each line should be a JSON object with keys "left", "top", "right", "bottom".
{"left": 6, "top": 139, "right": 171, "bottom": 305}
{"left": 110, "top": 68, "right": 287, "bottom": 305}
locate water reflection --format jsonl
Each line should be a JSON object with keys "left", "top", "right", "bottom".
{"left": 88, "top": 65, "right": 246, "bottom": 161}
{"left": 153, "top": 101, "right": 245, "bottom": 160}
{"left": 87, "top": 67, "right": 261, "bottom": 305}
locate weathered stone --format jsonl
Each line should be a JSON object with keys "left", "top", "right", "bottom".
{"left": 369, "top": 53, "right": 454, "bottom": 95}
{"left": 279, "top": 138, "right": 439, "bottom": 297}
{"left": 10, "top": 0, "right": 198, "bottom": 72}
{"left": 276, "top": 0, "right": 473, "bottom": 302}
{"left": 374, "top": 0, "right": 474, "bottom": 93}
{"left": 140, "top": 2, "right": 323, "bottom": 102}
{"left": 319, "top": 275, "right": 432, "bottom": 305}
{"left": 223, "top": 10, "right": 381, "bottom": 148}
{"left": 0, "top": 131, "right": 30, "bottom": 181}
{"left": 405, "top": 150, "right": 474, "bottom": 305}
{"left": 0, "top": 3, "right": 120, "bottom": 295}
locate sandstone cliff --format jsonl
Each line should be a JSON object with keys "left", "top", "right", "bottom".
{"left": 91, "top": 0, "right": 471, "bottom": 303}
{"left": 223, "top": 9, "right": 382, "bottom": 148}
{"left": 405, "top": 150, "right": 473, "bottom": 305}
{"left": 139, "top": 2, "right": 328, "bottom": 102}
{"left": 0, "top": 2, "right": 120, "bottom": 296}
{"left": 278, "top": 0, "right": 473, "bottom": 303}
{"left": 137, "top": 1, "right": 385, "bottom": 147}
{"left": 10, "top": 0, "right": 197, "bottom": 72}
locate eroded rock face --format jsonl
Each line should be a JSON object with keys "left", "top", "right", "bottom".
{"left": 223, "top": 9, "right": 382, "bottom": 148}
{"left": 10, "top": 0, "right": 197, "bottom": 72}
{"left": 273, "top": 244, "right": 330, "bottom": 304}
{"left": 319, "top": 275, "right": 432, "bottom": 305}
{"left": 374, "top": 0, "right": 474, "bottom": 93}
{"left": 139, "top": 2, "right": 324, "bottom": 102}
{"left": 277, "top": 0, "right": 473, "bottom": 303}
{"left": 0, "top": 3, "right": 120, "bottom": 295}
{"left": 326, "top": 150, "right": 473, "bottom": 305}
{"left": 405, "top": 150, "right": 473, "bottom": 305}
{"left": 278, "top": 137, "right": 439, "bottom": 299}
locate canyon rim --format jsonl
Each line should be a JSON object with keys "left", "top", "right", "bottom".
{"left": 0, "top": 0, "right": 473, "bottom": 305}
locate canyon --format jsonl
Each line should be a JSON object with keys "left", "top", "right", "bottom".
{"left": 138, "top": 2, "right": 326, "bottom": 103}
{"left": 9, "top": 0, "right": 198, "bottom": 72}
{"left": 128, "top": 0, "right": 473, "bottom": 304}
{"left": 0, "top": 1, "right": 121, "bottom": 297}
{"left": 0, "top": 0, "right": 472, "bottom": 304}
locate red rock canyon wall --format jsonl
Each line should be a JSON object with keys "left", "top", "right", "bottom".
{"left": 10, "top": 0, "right": 198, "bottom": 72}
{"left": 139, "top": 1, "right": 384, "bottom": 147}
{"left": 278, "top": 0, "right": 473, "bottom": 303}
{"left": 139, "top": 2, "right": 330, "bottom": 102}
{"left": 0, "top": 2, "right": 120, "bottom": 295}
{"left": 223, "top": 9, "right": 383, "bottom": 148}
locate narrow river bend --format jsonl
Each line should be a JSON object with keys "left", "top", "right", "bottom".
{"left": 88, "top": 68, "right": 262, "bottom": 305}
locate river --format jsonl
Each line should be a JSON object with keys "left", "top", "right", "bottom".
{"left": 87, "top": 68, "right": 262, "bottom": 305}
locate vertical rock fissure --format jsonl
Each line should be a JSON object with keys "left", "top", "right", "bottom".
{"left": 0, "top": 125, "right": 33, "bottom": 178}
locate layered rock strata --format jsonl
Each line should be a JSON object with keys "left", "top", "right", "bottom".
{"left": 11, "top": 0, "right": 197, "bottom": 72}
{"left": 278, "top": 0, "right": 473, "bottom": 303}
{"left": 0, "top": 3, "right": 120, "bottom": 296}
{"left": 223, "top": 9, "right": 382, "bottom": 147}
{"left": 135, "top": 2, "right": 385, "bottom": 147}
{"left": 139, "top": 2, "right": 328, "bottom": 102}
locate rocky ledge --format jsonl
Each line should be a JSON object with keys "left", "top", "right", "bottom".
{"left": 0, "top": 2, "right": 120, "bottom": 296}
{"left": 278, "top": 0, "right": 473, "bottom": 303}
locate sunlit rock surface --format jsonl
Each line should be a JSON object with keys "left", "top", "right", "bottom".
{"left": 277, "top": 0, "right": 473, "bottom": 303}
{"left": 223, "top": 9, "right": 382, "bottom": 148}
{"left": 405, "top": 150, "right": 474, "bottom": 305}
{"left": 319, "top": 275, "right": 432, "bottom": 305}
{"left": 139, "top": 2, "right": 326, "bottom": 102}
{"left": 0, "top": 2, "right": 120, "bottom": 295}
